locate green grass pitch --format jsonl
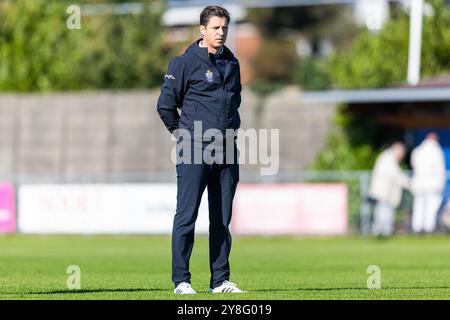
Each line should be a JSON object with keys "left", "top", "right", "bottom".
{"left": 1, "top": 234, "right": 450, "bottom": 299}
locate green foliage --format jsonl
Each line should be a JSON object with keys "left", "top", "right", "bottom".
{"left": 0, "top": 0, "right": 82, "bottom": 91}
{"left": 295, "top": 0, "right": 450, "bottom": 91}
{"left": 312, "top": 104, "right": 384, "bottom": 170}
{"left": 0, "top": 0, "right": 172, "bottom": 92}
{"left": 312, "top": 132, "right": 377, "bottom": 170}
{"left": 330, "top": 21, "right": 408, "bottom": 88}
{"left": 421, "top": 0, "right": 450, "bottom": 76}
{"left": 79, "top": 1, "right": 171, "bottom": 89}
{"left": 311, "top": 112, "right": 379, "bottom": 170}
{"left": 330, "top": 0, "right": 450, "bottom": 88}
{"left": 295, "top": 58, "right": 331, "bottom": 90}
{"left": 313, "top": 0, "right": 450, "bottom": 170}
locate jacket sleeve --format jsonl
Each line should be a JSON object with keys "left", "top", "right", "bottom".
{"left": 157, "top": 57, "right": 187, "bottom": 134}
{"left": 236, "top": 62, "right": 242, "bottom": 109}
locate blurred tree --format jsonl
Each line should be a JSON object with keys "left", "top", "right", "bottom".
{"left": 249, "top": 39, "right": 297, "bottom": 128}
{"left": 80, "top": 0, "right": 171, "bottom": 89}
{"left": 0, "top": 0, "right": 82, "bottom": 91}
{"left": 312, "top": 0, "right": 450, "bottom": 170}
{"left": 251, "top": 39, "right": 298, "bottom": 84}
{"left": 312, "top": 107, "right": 384, "bottom": 170}
{"left": 295, "top": 57, "right": 331, "bottom": 90}
{"left": 247, "top": 5, "right": 357, "bottom": 50}
{"left": 331, "top": 0, "right": 450, "bottom": 88}
{"left": 247, "top": 5, "right": 358, "bottom": 91}
{"left": 0, "top": 0, "right": 173, "bottom": 92}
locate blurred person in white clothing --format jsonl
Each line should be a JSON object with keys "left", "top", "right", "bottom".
{"left": 369, "top": 142, "right": 410, "bottom": 237}
{"left": 411, "top": 132, "right": 447, "bottom": 233}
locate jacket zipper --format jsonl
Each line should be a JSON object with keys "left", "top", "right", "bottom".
{"left": 222, "top": 64, "right": 231, "bottom": 135}
{"left": 222, "top": 82, "right": 227, "bottom": 134}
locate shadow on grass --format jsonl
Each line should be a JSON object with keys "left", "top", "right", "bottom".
{"left": 15, "top": 286, "right": 450, "bottom": 295}
{"left": 252, "top": 286, "right": 450, "bottom": 292}
{"left": 22, "top": 288, "right": 167, "bottom": 295}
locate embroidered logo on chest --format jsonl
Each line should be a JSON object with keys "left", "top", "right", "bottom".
{"left": 205, "top": 70, "right": 214, "bottom": 83}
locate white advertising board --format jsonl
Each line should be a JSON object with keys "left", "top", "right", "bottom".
{"left": 18, "top": 184, "right": 209, "bottom": 234}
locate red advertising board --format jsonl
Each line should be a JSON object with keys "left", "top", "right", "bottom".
{"left": 0, "top": 183, "right": 16, "bottom": 233}
{"left": 232, "top": 183, "right": 348, "bottom": 235}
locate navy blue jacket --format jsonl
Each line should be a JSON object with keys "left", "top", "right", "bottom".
{"left": 157, "top": 40, "right": 242, "bottom": 140}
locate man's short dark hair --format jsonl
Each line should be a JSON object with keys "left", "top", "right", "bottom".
{"left": 200, "top": 6, "right": 230, "bottom": 26}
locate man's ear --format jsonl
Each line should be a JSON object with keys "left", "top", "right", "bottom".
{"left": 200, "top": 25, "right": 206, "bottom": 36}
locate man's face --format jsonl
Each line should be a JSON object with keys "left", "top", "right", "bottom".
{"left": 200, "top": 16, "right": 228, "bottom": 49}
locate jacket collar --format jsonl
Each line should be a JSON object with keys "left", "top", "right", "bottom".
{"left": 186, "top": 39, "right": 236, "bottom": 65}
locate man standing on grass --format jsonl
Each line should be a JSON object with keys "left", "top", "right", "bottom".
{"left": 411, "top": 132, "right": 446, "bottom": 233}
{"left": 157, "top": 6, "right": 245, "bottom": 294}
{"left": 369, "top": 142, "right": 410, "bottom": 237}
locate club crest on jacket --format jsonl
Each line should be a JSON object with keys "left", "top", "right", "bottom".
{"left": 205, "top": 70, "right": 214, "bottom": 83}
